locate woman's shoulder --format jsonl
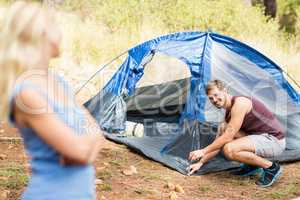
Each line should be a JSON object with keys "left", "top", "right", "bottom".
{"left": 10, "top": 84, "right": 50, "bottom": 127}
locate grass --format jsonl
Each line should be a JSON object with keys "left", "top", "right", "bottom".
{"left": 141, "top": 172, "right": 167, "bottom": 181}
{"left": 228, "top": 176, "right": 256, "bottom": 186}
{"left": 96, "top": 170, "right": 113, "bottom": 180}
{"left": 0, "top": 137, "right": 299, "bottom": 200}
{"left": 57, "top": 0, "right": 299, "bottom": 96}
{"left": 0, "top": 1, "right": 299, "bottom": 199}
{"left": 134, "top": 187, "right": 158, "bottom": 195}
{"left": 269, "top": 183, "right": 300, "bottom": 199}
{"left": 0, "top": 163, "right": 28, "bottom": 190}
{"left": 1, "top": 0, "right": 299, "bottom": 96}
{"left": 97, "top": 182, "right": 112, "bottom": 191}
{"left": 198, "top": 185, "right": 212, "bottom": 193}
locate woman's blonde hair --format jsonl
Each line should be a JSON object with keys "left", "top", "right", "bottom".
{"left": 0, "top": 1, "right": 53, "bottom": 121}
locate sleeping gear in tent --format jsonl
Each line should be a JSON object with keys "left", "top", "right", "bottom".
{"left": 84, "top": 31, "right": 300, "bottom": 175}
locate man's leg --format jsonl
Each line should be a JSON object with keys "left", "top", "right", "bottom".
{"left": 222, "top": 136, "right": 272, "bottom": 168}
{"left": 223, "top": 134, "right": 285, "bottom": 187}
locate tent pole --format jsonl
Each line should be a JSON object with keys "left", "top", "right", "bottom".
{"left": 282, "top": 70, "right": 300, "bottom": 91}
{"left": 75, "top": 50, "right": 128, "bottom": 94}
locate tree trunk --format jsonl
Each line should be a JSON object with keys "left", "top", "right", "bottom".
{"left": 263, "top": 0, "right": 277, "bottom": 18}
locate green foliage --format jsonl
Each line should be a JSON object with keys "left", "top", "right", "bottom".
{"left": 198, "top": 185, "right": 212, "bottom": 193}
{"left": 51, "top": 0, "right": 300, "bottom": 91}
{"left": 58, "top": 1, "right": 291, "bottom": 57}
{"left": 0, "top": 0, "right": 13, "bottom": 5}
{"left": 0, "top": 163, "right": 28, "bottom": 190}
{"left": 1, "top": 0, "right": 299, "bottom": 92}
{"left": 277, "top": 0, "right": 300, "bottom": 34}
{"left": 97, "top": 182, "right": 112, "bottom": 191}
{"left": 278, "top": 0, "right": 300, "bottom": 15}
{"left": 134, "top": 187, "right": 157, "bottom": 195}
{"left": 96, "top": 170, "right": 113, "bottom": 180}
{"left": 61, "top": 0, "right": 281, "bottom": 39}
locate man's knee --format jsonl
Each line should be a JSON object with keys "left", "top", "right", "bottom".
{"left": 223, "top": 143, "right": 237, "bottom": 160}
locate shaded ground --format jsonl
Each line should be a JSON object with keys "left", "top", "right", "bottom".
{"left": 0, "top": 122, "right": 300, "bottom": 200}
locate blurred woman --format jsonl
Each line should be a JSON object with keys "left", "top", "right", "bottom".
{"left": 0, "top": 1, "right": 109, "bottom": 199}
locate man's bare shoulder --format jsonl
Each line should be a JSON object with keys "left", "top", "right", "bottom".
{"left": 235, "top": 96, "right": 251, "bottom": 104}
{"left": 232, "top": 96, "right": 252, "bottom": 113}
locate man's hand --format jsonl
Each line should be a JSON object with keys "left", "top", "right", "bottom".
{"left": 186, "top": 162, "right": 203, "bottom": 176}
{"left": 188, "top": 149, "right": 205, "bottom": 161}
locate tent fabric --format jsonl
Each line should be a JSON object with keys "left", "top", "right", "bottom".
{"left": 125, "top": 78, "right": 190, "bottom": 123}
{"left": 105, "top": 120, "right": 300, "bottom": 175}
{"left": 85, "top": 31, "right": 300, "bottom": 175}
{"left": 105, "top": 120, "right": 240, "bottom": 175}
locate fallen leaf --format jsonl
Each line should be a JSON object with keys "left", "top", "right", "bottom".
{"left": 122, "top": 169, "right": 134, "bottom": 176}
{"left": 0, "top": 154, "right": 7, "bottom": 160}
{"left": 96, "top": 166, "right": 106, "bottom": 171}
{"left": 95, "top": 179, "right": 103, "bottom": 185}
{"left": 169, "top": 191, "right": 177, "bottom": 200}
{"left": 0, "top": 177, "right": 8, "bottom": 181}
{"left": 129, "top": 165, "right": 138, "bottom": 174}
{"left": 122, "top": 165, "right": 138, "bottom": 176}
{"left": 175, "top": 184, "right": 184, "bottom": 193}
{"left": 164, "top": 182, "right": 175, "bottom": 190}
{"left": 0, "top": 190, "right": 9, "bottom": 199}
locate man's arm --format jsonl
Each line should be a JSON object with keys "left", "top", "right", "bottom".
{"left": 189, "top": 97, "right": 251, "bottom": 161}
{"left": 187, "top": 123, "right": 225, "bottom": 175}
{"left": 203, "top": 97, "right": 251, "bottom": 154}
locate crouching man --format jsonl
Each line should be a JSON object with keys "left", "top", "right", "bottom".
{"left": 187, "top": 79, "right": 286, "bottom": 187}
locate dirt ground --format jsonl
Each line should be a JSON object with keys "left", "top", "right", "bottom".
{"left": 0, "top": 122, "right": 300, "bottom": 200}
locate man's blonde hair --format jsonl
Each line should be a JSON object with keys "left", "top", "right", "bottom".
{"left": 205, "top": 79, "right": 226, "bottom": 94}
{"left": 0, "top": 1, "right": 53, "bottom": 121}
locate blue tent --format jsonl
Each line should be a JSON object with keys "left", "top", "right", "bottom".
{"left": 85, "top": 31, "right": 300, "bottom": 175}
